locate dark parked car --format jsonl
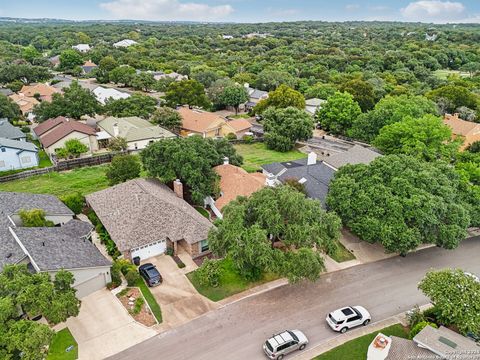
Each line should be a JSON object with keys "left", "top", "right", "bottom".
{"left": 138, "top": 263, "right": 162, "bottom": 287}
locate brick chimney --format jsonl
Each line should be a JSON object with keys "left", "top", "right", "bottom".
{"left": 173, "top": 179, "right": 183, "bottom": 199}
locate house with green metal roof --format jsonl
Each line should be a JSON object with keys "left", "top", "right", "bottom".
{"left": 97, "top": 116, "right": 177, "bottom": 151}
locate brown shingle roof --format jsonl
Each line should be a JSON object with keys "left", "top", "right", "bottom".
{"left": 8, "top": 94, "right": 39, "bottom": 114}
{"left": 86, "top": 179, "right": 213, "bottom": 251}
{"left": 36, "top": 117, "right": 96, "bottom": 148}
{"left": 214, "top": 164, "right": 266, "bottom": 211}
{"left": 20, "top": 83, "right": 58, "bottom": 102}
{"left": 178, "top": 107, "right": 227, "bottom": 133}
{"left": 227, "top": 118, "right": 252, "bottom": 132}
{"left": 33, "top": 116, "right": 66, "bottom": 136}
{"left": 443, "top": 113, "right": 480, "bottom": 136}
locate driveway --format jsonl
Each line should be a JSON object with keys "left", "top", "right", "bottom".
{"left": 147, "top": 255, "right": 219, "bottom": 328}
{"left": 58, "top": 289, "right": 156, "bottom": 360}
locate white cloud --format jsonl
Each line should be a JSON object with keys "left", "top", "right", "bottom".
{"left": 99, "top": 0, "right": 234, "bottom": 21}
{"left": 401, "top": 1, "right": 466, "bottom": 22}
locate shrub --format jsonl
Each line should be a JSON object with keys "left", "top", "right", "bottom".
{"left": 87, "top": 209, "right": 100, "bottom": 226}
{"left": 21, "top": 126, "right": 30, "bottom": 134}
{"left": 165, "top": 247, "right": 174, "bottom": 256}
{"left": 115, "top": 259, "right": 136, "bottom": 275}
{"left": 226, "top": 132, "right": 237, "bottom": 141}
{"left": 409, "top": 321, "right": 438, "bottom": 339}
{"left": 105, "top": 154, "right": 141, "bottom": 185}
{"left": 196, "top": 258, "right": 221, "bottom": 288}
{"left": 133, "top": 297, "right": 144, "bottom": 315}
{"left": 60, "top": 193, "right": 85, "bottom": 214}
{"left": 242, "top": 134, "right": 254, "bottom": 143}
{"left": 406, "top": 305, "right": 425, "bottom": 328}
{"left": 110, "top": 264, "right": 122, "bottom": 288}
{"left": 125, "top": 269, "right": 140, "bottom": 286}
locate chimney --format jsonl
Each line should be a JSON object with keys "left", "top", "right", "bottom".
{"left": 223, "top": 157, "right": 229, "bottom": 165}
{"left": 113, "top": 123, "right": 119, "bottom": 137}
{"left": 307, "top": 151, "right": 317, "bottom": 165}
{"left": 173, "top": 179, "right": 183, "bottom": 199}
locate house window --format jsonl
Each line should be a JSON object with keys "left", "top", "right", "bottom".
{"left": 1, "top": 148, "right": 5, "bottom": 152}
{"left": 21, "top": 156, "right": 31, "bottom": 164}
{"left": 200, "top": 239, "right": 209, "bottom": 252}
{"left": 215, "top": 128, "right": 220, "bottom": 136}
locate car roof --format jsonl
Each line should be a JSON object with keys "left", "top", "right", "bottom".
{"left": 331, "top": 307, "right": 355, "bottom": 320}
{"left": 269, "top": 331, "right": 294, "bottom": 347}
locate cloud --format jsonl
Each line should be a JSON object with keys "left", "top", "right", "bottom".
{"left": 401, "top": 1, "right": 466, "bottom": 22}
{"left": 345, "top": 4, "right": 360, "bottom": 12}
{"left": 99, "top": 0, "right": 234, "bottom": 21}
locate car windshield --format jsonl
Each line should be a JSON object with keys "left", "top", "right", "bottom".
{"left": 329, "top": 313, "right": 339, "bottom": 324}
{"left": 353, "top": 308, "right": 362, "bottom": 318}
{"left": 287, "top": 331, "right": 298, "bottom": 342}
{"left": 265, "top": 341, "right": 273, "bottom": 352}
{"left": 146, "top": 268, "right": 160, "bottom": 278}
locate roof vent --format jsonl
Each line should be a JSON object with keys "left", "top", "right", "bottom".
{"left": 6, "top": 252, "right": 12, "bottom": 259}
{"left": 42, "top": 242, "right": 45, "bottom": 246}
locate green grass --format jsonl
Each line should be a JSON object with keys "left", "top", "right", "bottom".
{"left": 195, "top": 207, "right": 210, "bottom": 219}
{"left": 433, "top": 69, "right": 470, "bottom": 80}
{"left": 329, "top": 240, "right": 356, "bottom": 263}
{"left": 229, "top": 114, "right": 251, "bottom": 119}
{"left": 314, "top": 324, "right": 409, "bottom": 360}
{"left": 234, "top": 142, "right": 307, "bottom": 173}
{"left": 38, "top": 150, "right": 53, "bottom": 168}
{"left": 187, "top": 257, "right": 279, "bottom": 301}
{"left": 0, "top": 165, "right": 110, "bottom": 197}
{"left": 47, "top": 328, "right": 78, "bottom": 360}
{"left": 135, "top": 278, "right": 162, "bottom": 323}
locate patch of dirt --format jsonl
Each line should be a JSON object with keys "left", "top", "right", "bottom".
{"left": 117, "top": 288, "right": 156, "bottom": 327}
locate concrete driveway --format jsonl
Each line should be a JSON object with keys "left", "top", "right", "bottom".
{"left": 147, "top": 255, "right": 219, "bottom": 328}
{"left": 58, "top": 289, "right": 156, "bottom": 360}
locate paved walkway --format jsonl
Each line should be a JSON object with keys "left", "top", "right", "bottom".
{"left": 77, "top": 213, "right": 112, "bottom": 261}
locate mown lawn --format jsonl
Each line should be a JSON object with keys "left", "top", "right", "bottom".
{"left": 329, "top": 240, "right": 356, "bottom": 263}
{"left": 314, "top": 324, "right": 409, "bottom": 360}
{"left": 234, "top": 142, "right": 307, "bottom": 173}
{"left": 433, "top": 69, "right": 470, "bottom": 80}
{"left": 38, "top": 150, "right": 53, "bottom": 168}
{"left": 136, "top": 278, "right": 162, "bottom": 323}
{"left": 187, "top": 257, "right": 279, "bottom": 302}
{"left": 46, "top": 328, "right": 78, "bottom": 360}
{"left": 0, "top": 165, "right": 110, "bottom": 197}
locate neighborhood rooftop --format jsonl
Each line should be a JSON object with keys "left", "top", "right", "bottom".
{"left": 0, "top": 137, "right": 37, "bottom": 152}
{"left": 0, "top": 119, "right": 26, "bottom": 140}
{"left": 98, "top": 116, "right": 176, "bottom": 142}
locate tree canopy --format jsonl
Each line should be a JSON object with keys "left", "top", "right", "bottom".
{"left": 253, "top": 84, "right": 305, "bottom": 114}
{"left": 106, "top": 154, "right": 141, "bottom": 185}
{"left": 104, "top": 94, "right": 157, "bottom": 119}
{"left": 327, "top": 155, "right": 473, "bottom": 255}
{"left": 0, "top": 94, "right": 21, "bottom": 120}
{"left": 263, "top": 106, "right": 313, "bottom": 152}
{"left": 208, "top": 185, "right": 341, "bottom": 282}
{"left": 418, "top": 268, "right": 480, "bottom": 334}
{"left": 316, "top": 91, "right": 361, "bottom": 136}
{"left": 165, "top": 79, "right": 210, "bottom": 108}
{"left": 150, "top": 106, "right": 182, "bottom": 132}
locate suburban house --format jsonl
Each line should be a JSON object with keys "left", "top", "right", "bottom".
{"left": 86, "top": 178, "right": 213, "bottom": 261}
{"left": 178, "top": 107, "right": 245, "bottom": 138}
{"left": 49, "top": 55, "right": 60, "bottom": 67}
{"left": 262, "top": 145, "right": 382, "bottom": 206}
{"left": 0, "top": 192, "right": 111, "bottom": 298}
{"left": 82, "top": 60, "right": 98, "bottom": 74}
{"left": 225, "top": 118, "right": 252, "bottom": 138}
{"left": 150, "top": 71, "right": 188, "bottom": 81}
{"left": 8, "top": 94, "right": 39, "bottom": 120}
{"left": 367, "top": 325, "right": 477, "bottom": 360}
{"left": 113, "top": 39, "right": 138, "bottom": 48}
{"left": 93, "top": 86, "right": 131, "bottom": 105}
{"left": 20, "top": 83, "right": 58, "bottom": 102}
{"left": 33, "top": 116, "right": 98, "bottom": 156}
{"left": 96, "top": 116, "right": 176, "bottom": 151}
{"left": 0, "top": 119, "right": 26, "bottom": 141}
{"left": 72, "top": 44, "right": 91, "bottom": 52}
{"left": 0, "top": 88, "right": 13, "bottom": 96}
{"left": 0, "top": 138, "right": 39, "bottom": 171}
{"left": 204, "top": 158, "right": 266, "bottom": 218}
{"left": 443, "top": 113, "right": 480, "bottom": 151}
{"left": 305, "top": 98, "right": 326, "bottom": 116}
{"left": 244, "top": 84, "right": 269, "bottom": 111}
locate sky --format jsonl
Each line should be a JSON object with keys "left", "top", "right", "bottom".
{"left": 1, "top": 0, "right": 480, "bottom": 23}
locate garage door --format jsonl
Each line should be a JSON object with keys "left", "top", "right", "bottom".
{"left": 75, "top": 274, "right": 108, "bottom": 298}
{"left": 131, "top": 240, "right": 166, "bottom": 260}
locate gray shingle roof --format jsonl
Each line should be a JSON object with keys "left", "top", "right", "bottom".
{"left": 324, "top": 145, "right": 382, "bottom": 170}
{"left": 98, "top": 117, "right": 176, "bottom": 142}
{"left": 86, "top": 179, "right": 214, "bottom": 252}
{"left": 262, "top": 158, "right": 336, "bottom": 206}
{"left": 0, "top": 138, "right": 37, "bottom": 152}
{"left": 386, "top": 336, "right": 437, "bottom": 360}
{"left": 0, "top": 119, "right": 26, "bottom": 140}
{"left": 12, "top": 220, "right": 110, "bottom": 271}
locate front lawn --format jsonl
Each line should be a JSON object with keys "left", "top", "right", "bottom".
{"left": 314, "top": 324, "right": 409, "bottom": 360}
{"left": 187, "top": 257, "right": 279, "bottom": 301}
{"left": 135, "top": 278, "right": 163, "bottom": 323}
{"left": 234, "top": 142, "right": 307, "bottom": 173}
{"left": 0, "top": 165, "right": 110, "bottom": 197}
{"left": 47, "top": 328, "right": 78, "bottom": 360}
{"left": 329, "top": 240, "right": 356, "bottom": 263}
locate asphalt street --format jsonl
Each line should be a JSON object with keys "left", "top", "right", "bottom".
{"left": 109, "top": 236, "right": 480, "bottom": 360}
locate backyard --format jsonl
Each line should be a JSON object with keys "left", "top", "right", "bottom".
{"left": 234, "top": 142, "right": 307, "bottom": 173}
{"left": 314, "top": 324, "right": 409, "bottom": 360}
{"left": 0, "top": 165, "right": 110, "bottom": 197}
{"left": 187, "top": 257, "right": 279, "bottom": 302}
{"left": 46, "top": 328, "right": 78, "bottom": 360}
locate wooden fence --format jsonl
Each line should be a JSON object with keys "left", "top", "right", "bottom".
{"left": 0, "top": 153, "right": 118, "bottom": 183}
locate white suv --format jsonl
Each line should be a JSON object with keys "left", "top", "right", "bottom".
{"left": 326, "top": 306, "right": 371, "bottom": 333}
{"left": 263, "top": 330, "right": 308, "bottom": 360}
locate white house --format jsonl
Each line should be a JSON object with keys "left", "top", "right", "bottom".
{"left": 305, "top": 98, "right": 327, "bottom": 116}
{"left": 0, "top": 138, "right": 39, "bottom": 171}
{"left": 72, "top": 44, "right": 91, "bottom": 52}
{"left": 93, "top": 87, "right": 131, "bottom": 105}
{"left": 113, "top": 39, "right": 138, "bottom": 48}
